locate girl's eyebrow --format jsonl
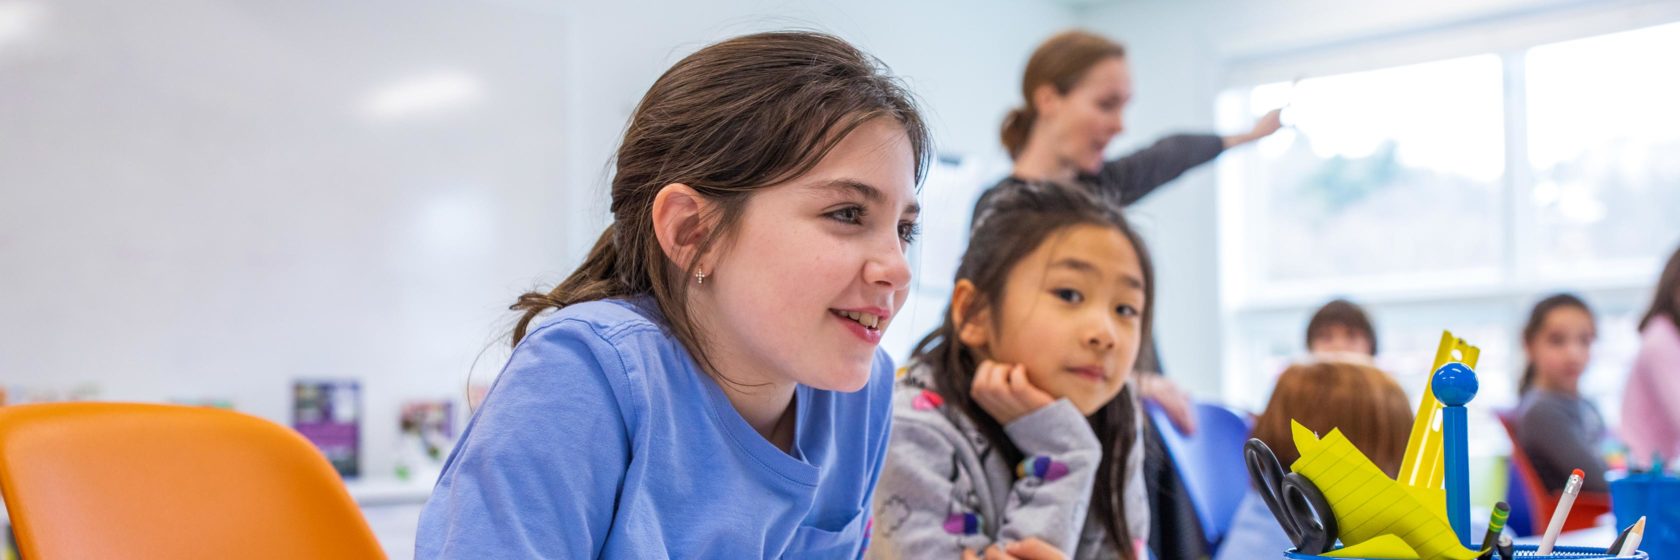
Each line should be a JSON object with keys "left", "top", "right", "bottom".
{"left": 1049, "top": 258, "right": 1099, "bottom": 277}
{"left": 812, "top": 178, "right": 921, "bottom": 216}
{"left": 1050, "top": 257, "right": 1144, "bottom": 289}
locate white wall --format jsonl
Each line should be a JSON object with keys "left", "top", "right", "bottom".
{"left": 0, "top": 0, "right": 572, "bottom": 479}
{"left": 551, "top": 0, "right": 1076, "bottom": 261}
{"left": 0, "top": 0, "right": 1076, "bottom": 487}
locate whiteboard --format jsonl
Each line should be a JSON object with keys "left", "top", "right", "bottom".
{"left": 0, "top": 0, "right": 570, "bottom": 478}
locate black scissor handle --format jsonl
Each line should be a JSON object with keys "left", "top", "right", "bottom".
{"left": 1244, "top": 438, "right": 1339, "bottom": 555}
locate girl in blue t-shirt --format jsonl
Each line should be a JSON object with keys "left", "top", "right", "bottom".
{"left": 416, "top": 31, "right": 931, "bottom": 559}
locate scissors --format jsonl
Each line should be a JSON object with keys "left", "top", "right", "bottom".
{"left": 1245, "top": 438, "right": 1339, "bottom": 555}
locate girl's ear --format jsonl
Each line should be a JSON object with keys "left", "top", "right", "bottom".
{"left": 951, "top": 279, "right": 994, "bottom": 350}
{"left": 651, "top": 183, "right": 715, "bottom": 272}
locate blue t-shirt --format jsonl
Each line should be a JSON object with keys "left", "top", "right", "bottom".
{"left": 416, "top": 297, "right": 896, "bottom": 559}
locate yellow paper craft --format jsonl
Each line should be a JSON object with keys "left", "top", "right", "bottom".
{"left": 1291, "top": 421, "right": 1480, "bottom": 560}
{"left": 1322, "top": 534, "right": 1416, "bottom": 559}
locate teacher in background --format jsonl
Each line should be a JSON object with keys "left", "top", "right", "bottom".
{"left": 979, "top": 29, "right": 1281, "bottom": 214}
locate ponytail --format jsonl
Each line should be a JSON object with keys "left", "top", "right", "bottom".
{"left": 510, "top": 225, "right": 625, "bottom": 346}
{"left": 1000, "top": 106, "right": 1036, "bottom": 159}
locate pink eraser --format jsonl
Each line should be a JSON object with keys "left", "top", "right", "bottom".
{"left": 1572, "top": 468, "right": 1585, "bottom": 478}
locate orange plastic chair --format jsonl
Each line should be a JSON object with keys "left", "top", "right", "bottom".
{"left": 0, "top": 403, "right": 385, "bottom": 559}
{"left": 1496, "top": 410, "right": 1611, "bottom": 535}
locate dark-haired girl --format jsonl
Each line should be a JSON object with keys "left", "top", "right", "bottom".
{"left": 871, "top": 181, "right": 1153, "bottom": 560}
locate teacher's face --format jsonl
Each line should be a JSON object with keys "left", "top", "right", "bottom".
{"left": 1039, "top": 56, "right": 1132, "bottom": 175}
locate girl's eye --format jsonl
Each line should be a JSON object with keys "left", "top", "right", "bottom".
{"left": 1116, "top": 304, "right": 1140, "bottom": 317}
{"left": 826, "top": 206, "right": 864, "bottom": 225}
{"left": 1053, "top": 288, "right": 1083, "bottom": 304}
{"left": 898, "top": 220, "right": 921, "bottom": 244}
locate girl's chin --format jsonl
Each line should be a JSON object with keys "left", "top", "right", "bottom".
{"left": 803, "top": 357, "right": 877, "bottom": 392}
{"left": 804, "top": 371, "right": 872, "bottom": 393}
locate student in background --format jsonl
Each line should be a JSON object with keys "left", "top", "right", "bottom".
{"left": 417, "top": 32, "right": 931, "bottom": 557}
{"left": 871, "top": 181, "right": 1155, "bottom": 560}
{"left": 1216, "top": 361, "right": 1413, "bottom": 560}
{"left": 1622, "top": 244, "right": 1680, "bottom": 469}
{"left": 1515, "top": 293, "right": 1611, "bottom": 493}
{"left": 1305, "top": 298, "right": 1378, "bottom": 359}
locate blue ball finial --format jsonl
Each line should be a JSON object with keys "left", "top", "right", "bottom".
{"left": 1432, "top": 362, "right": 1479, "bottom": 406}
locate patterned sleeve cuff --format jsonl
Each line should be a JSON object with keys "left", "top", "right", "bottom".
{"left": 1016, "top": 455, "right": 1071, "bottom": 482}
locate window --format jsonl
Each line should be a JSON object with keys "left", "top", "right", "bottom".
{"left": 1222, "top": 55, "right": 1506, "bottom": 292}
{"left": 1215, "top": 21, "right": 1680, "bottom": 430}
{"left": 1526, "top": 22, "right": 1680, "bottom": 278}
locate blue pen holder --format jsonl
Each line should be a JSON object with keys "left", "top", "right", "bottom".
{"left": 1282, "top": 544, "right": 1646, "bottom": 559}
{"left": 1612, "top": 471, "right": 1680, "bottom": 559}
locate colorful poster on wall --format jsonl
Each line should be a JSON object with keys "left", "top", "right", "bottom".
{"left": 292, "top": 379, "right": 361, "bottom": 478}
{"left": 397, "top": 400, "right": 454, "bottom": 481}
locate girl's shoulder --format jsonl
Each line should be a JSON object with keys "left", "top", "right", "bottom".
{"left": 513, "top": 297, "right": 688, "bottom": 372}
{"left": 526, "top": 297, "right": 670, "bottom": 344}
{"left": 889, "top": 363, "right": 978, "bottom": 438}
{"left": 503, "top": 297, "right": 684, "bottom": 418}
{"left": 1640, "top": 314, "right": 1680, "bottom": 346}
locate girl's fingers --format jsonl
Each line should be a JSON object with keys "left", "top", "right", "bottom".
{"left": 1002, "top": 365, "right": 1028, "bottom": 407}
{"left": 970, "top": 362, "right": 1004, "bottom": 408}
{"left": 984, "top": 544, "right": 1017, "bottom": 560}
{"left": 977, "top": 361, "right": 1008, "bottom": 397}
{"left": 1006, "top": 364, "right": 1054, "bottom": 406}
{"left": 971, "top": 361, "right": 995, "bottom": 395}
{"left": 1006, "top": 364, "right": 1030, "bottom": 393}
{"left": 972, "top": 362, "right": 1054, "bottom": 424}
{"left": 1005, "top": 538, "right": 1066, "bottom": 560}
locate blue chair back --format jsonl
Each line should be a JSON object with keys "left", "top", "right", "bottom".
{"left": 1146, "top": 400, "right": 1253, "bottom": 553}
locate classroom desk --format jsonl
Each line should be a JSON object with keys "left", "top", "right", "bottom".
{"left": 348, "top": 477, "right": 432, "bottom": 558}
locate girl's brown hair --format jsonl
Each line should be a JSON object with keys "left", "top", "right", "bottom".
{"left": 1251, "top": 361, "right": 1413, "bottom": 476}
{"left": 1641, "top": 244, "right": 1680, "bottom": 334}
{"left": 1001, "top": 30, "right": 1126, "bottom": 159}
{"left": 912, "top": 180, "right": 1152, "bottom": 558}
{"left": 508, "top": 32, "right": 932, "bottom": 381}
{"left": 1305, "top": 298, "right": 1379, "bottom": 355}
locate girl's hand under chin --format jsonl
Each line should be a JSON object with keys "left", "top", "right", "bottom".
{"left": 961, "top": 538, "right": 1067, "bottom": 560}
{"left": 970, "top": 360, "right": 1057, "bottom": 425}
